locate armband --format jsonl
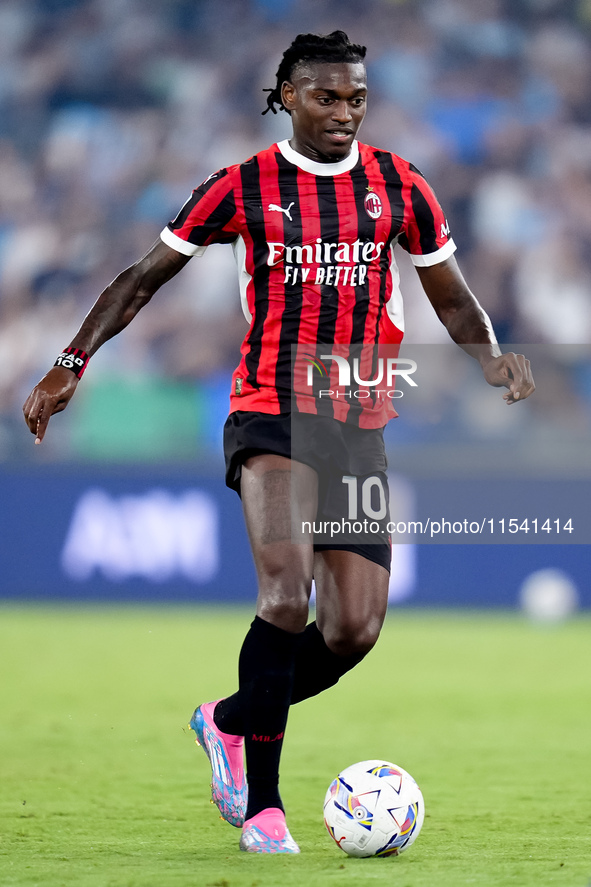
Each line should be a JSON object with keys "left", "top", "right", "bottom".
{"left": 54, "top": 347, "right": 89, "bottom": 379}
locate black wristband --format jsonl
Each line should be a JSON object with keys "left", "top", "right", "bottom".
{"left": 54, "top": 347, "right": 89, "bottom": 379}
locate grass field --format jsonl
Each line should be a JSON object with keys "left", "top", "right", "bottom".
{"left": 1, "top": 605, "right": 590, "bottom": 887}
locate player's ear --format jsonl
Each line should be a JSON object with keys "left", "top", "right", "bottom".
{"left": 281, "top": 80, "right": 297, "bottom": 111}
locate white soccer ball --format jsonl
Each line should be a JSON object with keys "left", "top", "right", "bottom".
{"left": 323, "top": 760, "right": 424, "bottom": 858}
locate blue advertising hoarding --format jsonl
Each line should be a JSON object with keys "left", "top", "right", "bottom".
{"left": 0, "top": 466, "right": 588, "bottom": 608}
{"left": 0, "top": 465, "right": 255, "bottom": 602}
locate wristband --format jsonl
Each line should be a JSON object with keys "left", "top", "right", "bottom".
{"left": 54, "top": 347, "right": 89, "bottom": 379}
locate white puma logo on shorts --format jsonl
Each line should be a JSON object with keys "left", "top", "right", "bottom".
{"left": 269, "top": 202, "right": 295, "bottom": 222}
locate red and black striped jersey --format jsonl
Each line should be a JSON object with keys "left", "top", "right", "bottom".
{"left": 160, "top": 139, "right": 455, "bottom": 427}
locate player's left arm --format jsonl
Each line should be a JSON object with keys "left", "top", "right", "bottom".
{"left": 416, "top": 255, "right": 535, "bottom": 404}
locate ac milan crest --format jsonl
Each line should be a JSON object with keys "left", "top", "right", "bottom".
{"left": 364, "top": 191, "right": 383, "bottom": 220}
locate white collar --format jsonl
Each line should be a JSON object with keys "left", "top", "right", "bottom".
{"left": 277, "top": 139, "right": 360, "bottom": 176}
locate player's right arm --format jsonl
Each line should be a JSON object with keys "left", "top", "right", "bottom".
{"left": 23, "top": 240, "right": 189, "bottom": 444}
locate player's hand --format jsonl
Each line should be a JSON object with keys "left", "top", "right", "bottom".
{"left": 23, "top": 367, "right": 80, "bottom": 444}
{"left": 481, "top": 352, "right": 535, "bottom": 404}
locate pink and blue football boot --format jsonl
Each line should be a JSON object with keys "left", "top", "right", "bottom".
{"left": 239, "top": 808, "right": 300, "bottom": 854}
{"left": 189, "top": 700, "right": 247, "bottom": 828}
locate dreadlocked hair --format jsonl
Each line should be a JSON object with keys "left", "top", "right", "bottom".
{"left": 262, "top": 30, "right": 367, "bottom": 115}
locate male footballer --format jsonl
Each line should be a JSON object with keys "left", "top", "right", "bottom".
{"left": 24, "top": 31, "right": 534, "bottom": 853}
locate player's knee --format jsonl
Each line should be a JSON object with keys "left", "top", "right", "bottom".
{"left": 324, "top": 618, "right": 381, "bottom": 658}
{"left": 257, "top": 585, "right": 310, "bottom": 633}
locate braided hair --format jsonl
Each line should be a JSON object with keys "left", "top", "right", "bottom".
{"left": 262, "top": 30, "right": 367, "bottom": 115}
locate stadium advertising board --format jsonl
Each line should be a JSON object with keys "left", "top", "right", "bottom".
{"left": 0, "top": 466, "right": 588, "bottom": 608}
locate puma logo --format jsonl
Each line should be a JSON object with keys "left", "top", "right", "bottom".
{"left": 269, "top": 202, "right": 295, "bottom": 222}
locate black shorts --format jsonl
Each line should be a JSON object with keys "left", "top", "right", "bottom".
{"left": 223, "top": 411, "right": 392, "bottom": 572}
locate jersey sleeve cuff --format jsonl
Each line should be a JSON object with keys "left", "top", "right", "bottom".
{"left": 410, "top": 238, "right": 456, "bottom": 267}
{"left": 159, "top": 226, "right": 208, "bottom": 257}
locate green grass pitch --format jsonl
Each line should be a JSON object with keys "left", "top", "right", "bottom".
{"left": 1, "top": 605, "right": 590, "bottom": 887}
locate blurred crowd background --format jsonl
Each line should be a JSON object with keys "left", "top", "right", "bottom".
{"left": 1, "top": 0, "right": 590, "bottom": 465}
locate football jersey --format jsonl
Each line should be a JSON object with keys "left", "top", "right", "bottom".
{"left": 160, "top": 139, "right": 455, "bottom": 427}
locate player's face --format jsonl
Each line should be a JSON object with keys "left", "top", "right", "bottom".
{"left": 282, "top": 62, "right": 367, "bottom": 163}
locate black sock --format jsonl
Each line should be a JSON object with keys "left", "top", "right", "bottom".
{"left": 213, "top": 616, "right": 300, "bottom": 820}
{"left": 213, "top": 691, "right": 243, "bottom": 736}
{"left": 214, "top": 620, "right": 368, "bottom": 730}
{"left": 290, "top": 621, "right": 366, "bottom": 704}
{"left": 212, "top": 619, "right": 366, "bottom": 819}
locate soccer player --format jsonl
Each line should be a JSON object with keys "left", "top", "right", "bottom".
{"left": 23, "top": 31, "right": 534, "bottom": 854}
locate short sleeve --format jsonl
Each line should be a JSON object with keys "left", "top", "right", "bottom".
{"left": 398, "top": 164, "right": 456, "bottom": 267}
{"left": 160, "top": 168, "right": 241, "bottom": 257}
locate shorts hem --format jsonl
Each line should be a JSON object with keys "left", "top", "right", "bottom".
{"left": 313, "top": 543, "right": 391, "bottom": 573}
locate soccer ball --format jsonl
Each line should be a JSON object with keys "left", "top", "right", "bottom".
{"left": 323, "top": 760, "right": 424, "bottom": 858}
